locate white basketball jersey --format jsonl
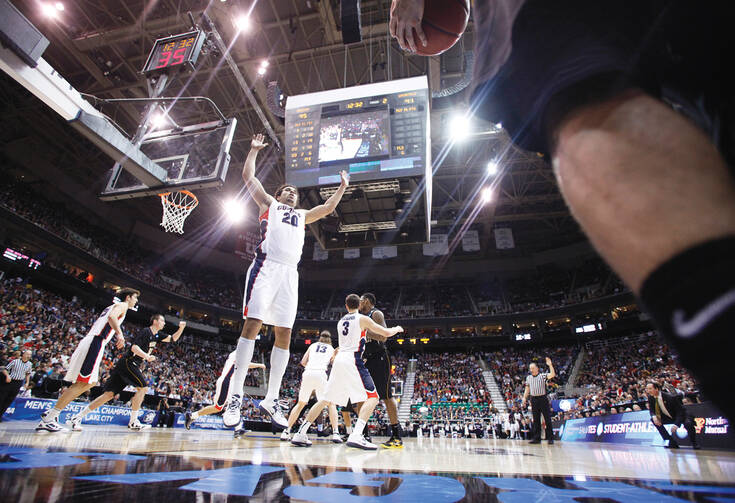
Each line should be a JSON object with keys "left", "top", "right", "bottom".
{"left": 304, "top": 342, "right": 334, "bottom": 372}
{"left": 336, "top": 312, "right": 367, "bottom": 355}
{"left": 256, "top": 200, "right": 306, "bottom": 267}
{"left": 86, "top": 302, "right": 126, "bottom": 343}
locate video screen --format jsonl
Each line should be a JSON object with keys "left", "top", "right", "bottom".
{"left": 318, "top": 110, "right": 390, "bottom": 164}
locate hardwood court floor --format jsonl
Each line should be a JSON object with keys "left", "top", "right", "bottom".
{"left": 1, "top": 421, "right": 734, "bottom": 502}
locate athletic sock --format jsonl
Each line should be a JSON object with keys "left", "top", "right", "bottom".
{"left": 191, "top": 411, "right": 200, "bottom": 420}
{"left": 346, "top": 425, "right": 353, "bottom": 434}
{"left": 391, "top": 422, "right": 402, "bottom": 438}
{"left": 76, "top": 405, "right": 91, "bottom": 419}
{"left": 298, "top": 421, "right": 311, "bottom": 435}
{"left": 264, "top": 347, "right": 290, "bottom": 403}
{"left": 353, "top": 418, "right": 367, "bottom": 436}
{"left": 231, "top": 338, "right": 256, "bottom": 397}
{"left": 639, "top": 236, "right": 735, "bottom": 420}
{"left": 129, "top": 410, "right": 140, "bottom": 425}
{"left": 44, "top": 407, "right": 62, "bottom": 421}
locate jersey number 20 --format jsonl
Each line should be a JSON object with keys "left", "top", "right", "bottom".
{"left": 281, "top": 213, "right": 299, "bottom": 227}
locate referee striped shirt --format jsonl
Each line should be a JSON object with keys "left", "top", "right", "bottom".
{"left": 526, "top": 372, "right": 548, "bottom": 396}
{"left": 5, "top": 359, "right": 32, "bottom": 381}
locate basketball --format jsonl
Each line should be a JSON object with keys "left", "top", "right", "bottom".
{"left": 415, "top": 0, "right": 470, "bottom": 56}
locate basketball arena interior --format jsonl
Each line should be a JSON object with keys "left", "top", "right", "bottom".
{"left": 0, "top": 1, "right": 734, "bottom": 502}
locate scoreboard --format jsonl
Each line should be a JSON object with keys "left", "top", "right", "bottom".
{"left": 285, "top": 76, "right": 430, "bottom": 188}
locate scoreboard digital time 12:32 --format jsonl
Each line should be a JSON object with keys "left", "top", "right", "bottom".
{"left": 284, "top": 76, "right": 430, "bottom": 188}
{"left": 142, "top": 30, "right": 206, "bottom": 76}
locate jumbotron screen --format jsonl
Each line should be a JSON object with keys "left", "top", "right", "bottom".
{"left": 285, "top": 76, "right": 430, "bottom": 188}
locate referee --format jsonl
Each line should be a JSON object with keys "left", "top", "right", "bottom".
{"left": 521, "top": 357, "right": 555, "bottom": 445}
{"left": 0, "top": 350, "right": 32, "bottom": 420}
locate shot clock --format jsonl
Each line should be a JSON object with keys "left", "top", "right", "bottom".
{"left": 142, "top": 30, "right": 206, "bottom": 76}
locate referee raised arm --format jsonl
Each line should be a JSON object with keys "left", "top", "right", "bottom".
{"left": 521, "top": 357, "right": 555, "bottom": 445}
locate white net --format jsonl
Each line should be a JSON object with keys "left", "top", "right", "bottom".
{"left": 159, "top": 190, "right": 198, "bottom": 234}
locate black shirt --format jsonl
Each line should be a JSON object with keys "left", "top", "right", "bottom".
{"left": 125, "top": 327, "right": 168, "bottom": 363}
{"left": 363, "top": 308, "right": 387, "bottom": 357}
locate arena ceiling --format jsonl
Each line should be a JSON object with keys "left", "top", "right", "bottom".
{"left": 1, "top": 0, "right": 584, "bottom": 257}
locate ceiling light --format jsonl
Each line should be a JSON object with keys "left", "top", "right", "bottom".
{"left": 257, "top": 66, "right": 266, "bottom": 75}
{"left": 235, "top": 15, "right": 251, "bottom": 32}
{"left": 448, "top": 113, "right": 470, "bottom": 141}
{"left": 481, "top": 187, "right": 493, "bottom": 204}
{"left": 55, "top": 2, "right": 65, "bottom": 11}
{"left": 41, "top": 3, "right": 58, "bottom": 17}
{"left": 150, "top": 112, "right": 167, "bottom": 129}
{"left": 223, "top": 198, "right": 245, "bottom": 223}
{"left": 260, "top": 60, "right": 269, "bottom": 67}
{"left": 486, "top": 161, "right": 498, "bottom": 176}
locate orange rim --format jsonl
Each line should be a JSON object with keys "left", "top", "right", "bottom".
{"left": 158, "top": 190, "right": 198, "bottom": 210}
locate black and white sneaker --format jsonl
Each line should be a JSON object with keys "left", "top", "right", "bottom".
{"left": 36, "top": 416, "right": 62, "bottom": 432}
{"left": 258, "top": 398, "right": 288, "bottom": 430}
{"left": 234, "top": 423, "right": 249, "bottom": 438}
{"left": 184, "top": 411, "right": 194, "bottom": 430}
{"left": 346, "top": 434, "right": 378, "bottom": 450}
{"left": 223, "top": 395, "right": 243, "bottom": 428}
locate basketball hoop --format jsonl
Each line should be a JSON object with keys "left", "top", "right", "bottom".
{"left": 159, "top": 190, "right": 198, "bottom": 234}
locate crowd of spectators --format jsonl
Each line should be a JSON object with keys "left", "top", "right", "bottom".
{"left": 558, "top": 332, "right": 700, "bottom": 421}
{"left": 413, "top": 352, "right": 490, "bottom": 408}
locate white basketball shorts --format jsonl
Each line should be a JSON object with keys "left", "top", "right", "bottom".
{"left": 242, "top": 256, "right": 299, "bottom": 329}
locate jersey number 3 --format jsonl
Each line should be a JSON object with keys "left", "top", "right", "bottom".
{"left": 342, "top": 321, "right": 350, "bottom": 335}
{"left": 281, "top": 213, "right": 299, "bottom": 227}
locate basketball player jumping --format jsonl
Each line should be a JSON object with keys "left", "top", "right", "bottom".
{"left": 66, "top": 315, "right": 185, "bottom": 431}
{"left": 184, "top": 353, "right": 265, "bottom": 435}
{"left": 359, "top": 293, "right": 403, "bottom": 448}
{"left": 224, "top": 133, "right": 349, "bottom": 428}
{"left": 36, "top": 287, "right": 139, "bottom": 432}
{"left": 291, "top": 294, "right": 403, "bottom": 450}
{"left": 280, "top": 330, "right": 342, "bottom": 443}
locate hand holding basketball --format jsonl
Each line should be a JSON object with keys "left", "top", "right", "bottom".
{"left": 390, "top": 0, "right": 469, "bottom": 56}
{"left": 251, "top": 133, "right": 268, "bottom": 151}
{"left": 390, "top": 0, "right": 427, "bottom": 53}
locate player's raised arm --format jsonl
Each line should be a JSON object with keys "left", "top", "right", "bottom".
{"left": 359, "top": 315, "right": 403, "bottom": 339}
{"left": 242, "top": 134, "right": 276, "bottom": 211}
{"left": 305, "top": 170, "right": 349, "bottom": 224}
{"left": 162, "top": 321, "right": 186, "bottom": 343}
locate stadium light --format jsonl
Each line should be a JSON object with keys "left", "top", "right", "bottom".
{"left": 235, "top": 15, "right": 251, "bottom": 32}
{"left": 223, "top": 198, "right": 245, "bottom": 223}
{"left": 55, "top": 2, "right": 65, "bottom": 11}
{"left": 481, "top": 187, "right": 493, "bottom": 204}
{"left": 41, "top": 3, "right": 58, "bottom": 17}
{"left": 150, "top": 112, "right": 168, "bottom": 129}
{"left": 486, "top": 161, "right": 498, "bottom": 176}
{"left": 257, "top": 66, "right": 266, "bottom": 75}
{"left": 448, "top": 113, "right": 471, "bottom": 141}
{"left": 260, "top": 60, "right": 269, "bottom": 68}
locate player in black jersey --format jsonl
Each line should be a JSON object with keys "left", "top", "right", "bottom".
{"left": 67, "top": 314, "right": 185, "bottom": 431}
{"left": 359, "top": 293, "right": 403, "bottom": 448}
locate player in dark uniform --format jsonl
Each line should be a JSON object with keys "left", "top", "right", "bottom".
{"left": 67, "top": 314, "right": 185, "bottom": 431}
{"left": 359, "top": 293, "right": 403, "bottom": 448}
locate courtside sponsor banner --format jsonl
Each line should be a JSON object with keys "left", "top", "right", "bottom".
{"left": 561, "top": 402, "right": 734, "bottom": 449}
{"left": 4, "top": 397, "right": 159, "bottom": 426}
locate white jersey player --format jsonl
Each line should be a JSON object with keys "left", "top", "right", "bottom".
{"left": 291, "top": 294, "right": 403, "bottom": 450}
{"left": 281, "top": 331, "right": 342, "bottom": 443}
{"left": 36, "top": 287, "right": 139, "bottom": 432}
{"left": 224, "top": 133, "right": 349, "bottom": 429}
{"left": 184, "top": 351, "right": 265, "bottom": 436}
